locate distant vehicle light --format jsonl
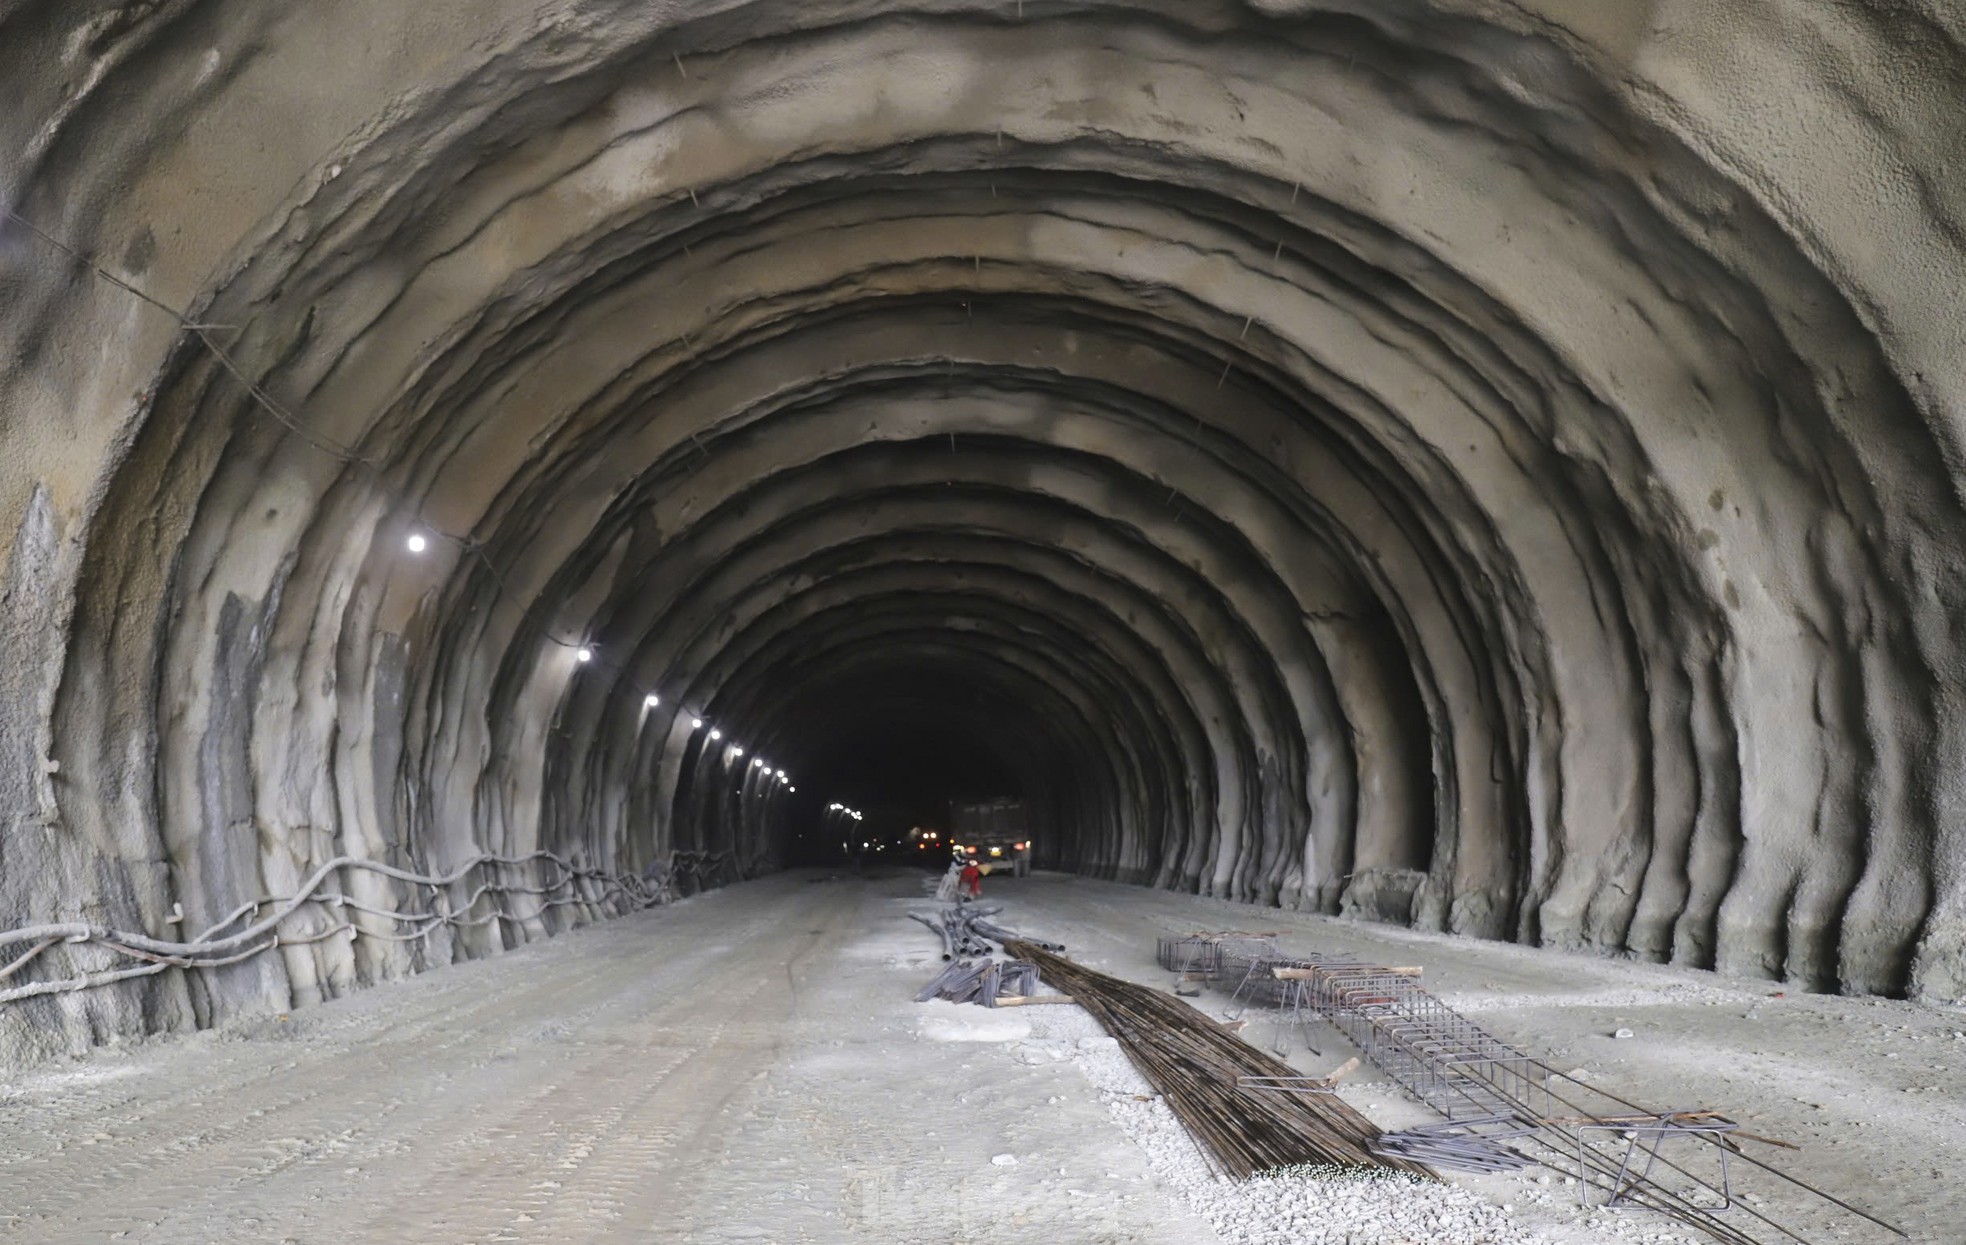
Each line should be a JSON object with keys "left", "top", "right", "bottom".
{"left": 989, "top": 847, "right": 1003, "bottom": 857}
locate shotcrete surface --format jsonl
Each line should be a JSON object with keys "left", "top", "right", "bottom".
{"left": 1, "top": 872, "right": 1958, "bottom": 1244}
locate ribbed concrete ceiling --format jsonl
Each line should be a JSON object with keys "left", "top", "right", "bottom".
{"left": 5, "top": 0, "right": 1966, "bottom": 1051}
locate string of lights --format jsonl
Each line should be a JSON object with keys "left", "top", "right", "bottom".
{"left": 6, "top": 205, "right": 810, "bottom": 799}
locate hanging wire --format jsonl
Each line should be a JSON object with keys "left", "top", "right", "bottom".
{"left": 3, "top": 206, "right": 377, "bottom": 466}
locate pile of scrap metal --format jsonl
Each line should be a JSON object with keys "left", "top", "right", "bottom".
{"left": 914, "top": 958, "right": 1041, "bottom": 1008}
{"left": 907, "top": 904, "right": 1063, "bottom": 961}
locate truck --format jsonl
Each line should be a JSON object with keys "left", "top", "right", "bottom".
{"left": 948, "top": 798, "right": 1032, "bottom": 875}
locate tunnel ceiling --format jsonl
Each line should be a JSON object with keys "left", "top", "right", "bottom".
{"left": 5, "top": 0, "right": 1966, "bottom": 1048}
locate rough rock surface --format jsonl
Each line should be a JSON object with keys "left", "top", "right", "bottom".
{"left": 4, "top": 0, "right": 1966, "bottom": 1055}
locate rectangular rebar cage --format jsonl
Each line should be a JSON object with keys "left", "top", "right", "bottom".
{"left": 1155, "top": 931, "right": 1280, "bottom": 979}
{"left": 1293, "top": 966, "right": 1556, "bottom": 1123}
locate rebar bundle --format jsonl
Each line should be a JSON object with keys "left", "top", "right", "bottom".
{"left": 1005, "top": 941, "right": 1433, "bottom": 1181}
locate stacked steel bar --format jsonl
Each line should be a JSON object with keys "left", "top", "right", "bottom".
{"left": 967, "top": 914, "right": 1063, "bottom": 953}
{"left": 911, "top": 905, "right": 1062, "bottom": 960}
{"left": 1006, "top": 941, "right": 1433, "bottom": 1181}
{"left": 1369, "top": 1116, "right": 1537, "bottom": 1173}
{"left": 908, "top": 907, "right": 992, "bottom": 959}
{"left": 915, "top": 958, "right": 1038, "bottom": 1006}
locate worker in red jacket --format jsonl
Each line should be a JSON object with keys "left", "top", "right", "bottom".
{"left": 959, "top": 859, "right": 983, "bottom": 901}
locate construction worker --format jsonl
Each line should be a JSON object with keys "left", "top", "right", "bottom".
{"left": 935, "top": 858, "right": 964, "bottom": 902}
{"left": 959, "top": 858, "right": 983, "bottom": 901}
{"left": 1012, "top": 840, "right": 1032, "bottom": 878}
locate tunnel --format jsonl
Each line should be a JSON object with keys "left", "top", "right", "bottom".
{"left": 2, "top": 8, "right": 1966, "bottom": 1235}
{"left": 3, "top": 4, "right": 1966, "bottom": 1235}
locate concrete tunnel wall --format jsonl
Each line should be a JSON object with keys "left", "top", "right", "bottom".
{"left": 3, "top": 0, "right": 1966, "bottom": 1059}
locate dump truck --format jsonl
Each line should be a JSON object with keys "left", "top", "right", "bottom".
{"left": 949, "top": 798, "right": 1032, "bottom": 875}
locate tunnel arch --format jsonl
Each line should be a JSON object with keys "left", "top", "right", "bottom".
{"left": 6, "top": 0, "right": 1966, "bottom": 1057}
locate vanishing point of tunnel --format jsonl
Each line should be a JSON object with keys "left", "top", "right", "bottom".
{"left": 1, "top": 3, "right": 1964, "bottom": 1243}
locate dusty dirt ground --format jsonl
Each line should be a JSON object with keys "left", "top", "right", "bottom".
{"left": 0, "top": 871, "right": 1958, "bottom": 1244}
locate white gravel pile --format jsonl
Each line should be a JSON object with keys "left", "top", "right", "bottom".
{"left": 1021, "top": 1007, "right": 1541, "bottom": 1244}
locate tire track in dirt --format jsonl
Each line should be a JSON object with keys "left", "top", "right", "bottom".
{"left": 0, "top": 880, "right": 826, "bottom": 1243}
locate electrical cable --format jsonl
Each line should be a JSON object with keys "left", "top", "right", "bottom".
{"left": 0, "top": 847, "right": 760, "bottom": 1007}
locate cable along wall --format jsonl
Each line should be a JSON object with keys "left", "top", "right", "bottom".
{"left": 2, "top": 0, "right": 1965, "bottom": 1057}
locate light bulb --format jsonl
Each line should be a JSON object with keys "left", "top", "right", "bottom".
{"left": 645, "top": 693, "right": 660, "bottom": 708}
{"left": 709, "top": 729, "right": 722, "bottom": 740}
{"left": 691, "top": 718, "right": 703, "bottom": 730}
{"left": 732, "top": 746, "right": 743, "bottom": 757}
{"left": 405, "top": 532, "right": 428, "bottom": 554}
{"left": 575, "top": 647, "right": 593, "bottom": 663}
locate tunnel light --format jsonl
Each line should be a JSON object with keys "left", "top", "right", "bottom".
{"left": 645, "top": 693, "right": 660, "bottom": 708}
{"left": 405, "top": 532, "right": 428, "bottom": 554}
{"left": 789, "top": 786, "right": 796, "bottom": 793}
{"left": 575, "top": 647, "right": 593, "bottom": 663}
{"left": 709, "top": 729, "right": 722, "bottom": 741}
{"left": 732, "top": 746, "right": 744, "bottom": 757}
{"left": 691, "top": 717, "right": 703, "bottom": 730}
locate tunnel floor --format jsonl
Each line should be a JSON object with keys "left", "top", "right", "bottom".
{"left": 0, "top": 875, "right": 1957, "bottom": 1244}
